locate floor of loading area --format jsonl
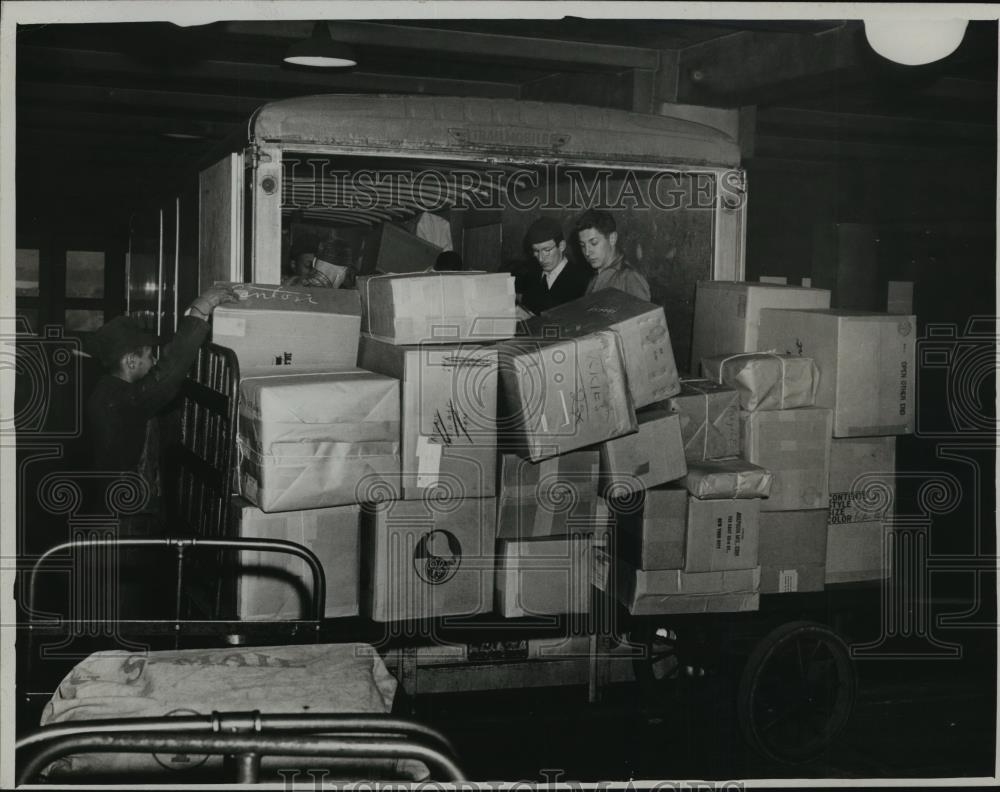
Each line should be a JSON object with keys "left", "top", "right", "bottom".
{"left": 411, "top": 628, "right": 996, "bottom": 782}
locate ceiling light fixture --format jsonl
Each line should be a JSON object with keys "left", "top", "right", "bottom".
{"left": 284, "top": 21, "right": 357, "bottom": 68}
{"left": 863, "top": 18, "right": 968, "bottom": 66}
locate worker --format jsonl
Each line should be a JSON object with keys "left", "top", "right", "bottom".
{"left": 575, "top": 209, "right": 651, "bottom": 301}
{"left": 519, "top": 217, "right": 591, "bottom": 315}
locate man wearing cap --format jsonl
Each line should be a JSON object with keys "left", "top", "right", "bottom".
{"left": 520, "top": 217, "right": 591, "bottom": 315}
{"left": 576, "top": 209, "right": 651, "bottom": 302}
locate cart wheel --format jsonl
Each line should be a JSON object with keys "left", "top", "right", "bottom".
{"left": 737, "top": 620, "right": 857, "bottom": 764}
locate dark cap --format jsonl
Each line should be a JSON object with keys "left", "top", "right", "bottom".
{"left": 86, "top": 316, "right": 156, "bottom": 368}
{"left": 524, "top": 217, "right": 564, "bottom": 247}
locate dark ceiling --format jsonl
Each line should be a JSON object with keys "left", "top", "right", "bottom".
{"left": 14, "top": 17, "right": 998, "bottom": 230}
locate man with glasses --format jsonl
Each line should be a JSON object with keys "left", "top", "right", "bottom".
{"left": 520, "top": 217, "right": 591, "bottom": 315}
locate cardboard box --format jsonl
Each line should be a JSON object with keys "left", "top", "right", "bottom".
{"left": 363, "top": 497, "right": 495, "bottom": 622}
{"left": 212, "top": 282, "right": 361, "bottom": 371}
{"left": 606, "top": 552, "right": 760, "bottom": 615}
{"left": 757, "top": 309, "right": 916, "bottom": 437}
{"left": 495, "top": 535, "right": 594, "bottom": 617}
{"left": 238, "top": 370, "right": 401, "bottom": 512}
{"left": 358, "top": 272, "right": 516, "bottom": 345}
{"left": 362, "top": 222, "right": 443, "bottom": 275}
{"left": 497, "top": 451, "right": 603, "bottom": 539}
{"left": 611, "top": 486, "right": 687, "bottom": 570}
{"left": 827, "top": 436, "right": 895, "bottom": 583}
{"left": 530, "top": 289, "right": 681, "bottom": 408}
{"left": 358, "top": 335, "right": 497, "bottom": 500}
{"left": 682, "top": 458, "right": 774, "bottom": 500}
{"left": 742, "top": 407, "right": 833, "bottom": 512}
{"left": 701, "top": 352, "right": 818, "bottom": 412}
{"left": 599, "top": 407, "right": 687, "bottom": 497}
{"left": 497, "top": 330, "right": 637, "bottom": 461}
{"left": 685, "top": 496, "right": 760, "bottom": 572}
{"left": 691, "top": 281, "right": 831, "bottom": 368}
{"left": 666, "top": 379, "right": 740, "bottom": 461}
{"left": 230, "top": 499, "right": 360, "bottom": 620}
{"left": 758, "top": 509, "right": 827, "bottom": 594}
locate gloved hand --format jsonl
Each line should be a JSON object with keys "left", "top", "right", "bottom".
{"left": 188, "top": 286, "right": 239, "bottom": 319}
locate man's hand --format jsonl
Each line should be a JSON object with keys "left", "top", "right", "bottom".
{"left": 188, "top": 286, "right": 239, "bottom": 320}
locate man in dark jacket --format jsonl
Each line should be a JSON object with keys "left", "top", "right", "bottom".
{"left": 519, "top": 217, "right": 591, "bottom": 315}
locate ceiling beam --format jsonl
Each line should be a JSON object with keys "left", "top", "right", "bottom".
{"left": 222, "top": 20, "right": 661, "bottom": 70}
{"left": 18, "top": 81, "right": 273, "bottom": 114}
{"left": 919, "top": 77, "right": 997, "bottom": 104}
{"left": 757, "top": 107, "right": 996, "bottom": 145}
{"left": 752, "top": 134, "right": 995, "bottom": 163}
{"left": 17, "top": 107, "right": 238, "bottom": 139}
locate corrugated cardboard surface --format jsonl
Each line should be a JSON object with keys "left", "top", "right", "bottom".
{"left": 685, "top": 496, "right": 761, "bottom": 572}
{"left": 232, "top": 499, "right": 361, "bottom": 620}
{"left": 358, "top": 335, "right": 498, "bottom": 499}
{"left": 758, "top": 509, "right": 827, "bottom": 593}
{"left": 359, "top": 272, "right": 516, "bottom": 344}
{"left": 742, "top": 407, "right": 833, "bottom": 511}
{"left": 532, "top": 288, "right": 681, "bottom": 407}
{"left": 612, "top": 486, "right": 687, "bottom": 571}
{"left": 682, "top": 457, "right": 774, "bottom": 500}
{"left": 701, "top": 352, "right": 818, "bottom": 411}
{"left": 363, "top": 497, "right": 496, "bottom": 622}
{"left": 238, "top": 370, "right": 401, "bottom": 512}
{"left": 691, "top": 280, "right": 830, "bottom": 368}
{"left": 599, "top": 408, "right": 687, "bottom": 497}
{"left": 497, "top": 331, "right": 637, "bottom": 461}
{"left": 757, "top": 309, "right": 916, "bottom": 437}
{"left": 825, "top": 522, "right": 889, "bottom": 583}
{"left": 497, "top": 451, "right": 601, "bottom": 539}
{"left": 212, "top": 284, "right": 362, "bottom": 371}
{"left": 495, "top": 535, "right": 594, "bottom": 617}
{"left": 666, "top": 379, "right": 740, "bottom": 461}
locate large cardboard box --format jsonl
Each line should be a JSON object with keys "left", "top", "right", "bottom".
{"left": 497, "top": 330, "right": 637, "bottom": 461}
{"left": 530, "top": 289, "right": 681, "bottom": 408}
{"left": 238, "top": 370, "right": 401, "bottom": 512}
{"left": 758, "top": 510, "right": 827, "bottom": 594}
{"left": 363, "top": 497, "right": 496, "bottom": 622}
{"left": 757, "top": 309, "right": 916, "bottom": 437}
{"left": 359, "top": 272, "right": 516, "bottom": 345}
{"left": 230, "top": 499, "right": 361, "bottom": 620}
{"left": 827, "top": 436, "right": 896, "bottom": 583}
{"left": 682, "top": 458, "right": 773, "bottom": 500}
{"left": 358, "top": 335, "right": 497, "bottom": 500}
{"left": 742, "top": 407, "right": 833, "bottom": 512}
{"left": 495, "top": 535, "right": 594, "bottom": 617}
{"left": 599, "top": 407, "right": 687, "bottom": 497}
{"left": 701, "top": 352, "right": 818, "bottom": 412}
{"left": 611, "top": 486, "right": 687, "bottom": 570}
{"left": 691, "top": 281, "right": 830, "bottom": 368}
{"left": 685, "top": 496, "right": 760, "bottom": 572}
{"left": 665, "top": 379, "right": 740, "bottom": 462}
{"left": 497, "top": 451, "right": 603, "bottom": 539}
{"left": 212, "top": 283, "right": 361, "bottom": 370}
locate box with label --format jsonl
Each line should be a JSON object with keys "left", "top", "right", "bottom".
{"left": 691, "top": 281, "right": 831, "bottom": 368}
{"left": 495, "top": 535, "right": 593, "bottom": 617}
{"left": 359, "top": 272, "right": 516, "bottom": 345}
{"left": 685, "top": 496, "right": 760, "bottom": 572}
{"left": 497, "top": 451, "right": 603, "bottom": 539}
{"left": 611, "top": 486, "right": 687, "bottom": 570}
{"left": 757, "top": 309, "right": 916, "bottom": 437}
{"left": 742, "top": 407, "right": 833, "bottom": 512}
{"left": 230, "top": 498, "right": 361, "bottom": 620}
{"left": 497, "top": 330, "right": 637, "bottom": 461}
{"left": 701, "top": 352, "right": 818, "bottom": 412}
{"left": 682, "top": 458, "right": 773, "bottom": 500}
{"left": 606, "top": 552, "right": 760, "bottom": 615}
{"left": 530, "top": 289, "right": 681, "bottom": 408}
{"left": 758, "top": 509, "right": 827, "bottom": 594}
{"left": 665, "top": 379, "right": 740, "bottom": 462}
{"left": 238, "top": 370, "right": 401, "bottom": 512}
{"left": 363, "top": 497, "right": 496, "bottom": 622}
{"left": 358, "top": 335, "right": 497, "bottom": 500}
{"left": 827, "top": 436, "right": 896, "bottom": 583}
{"left": 599, "top": 407, "right": 687, "bottom": 498}
{"left": 212, "top": 282, "right": 361, "bottom": 370}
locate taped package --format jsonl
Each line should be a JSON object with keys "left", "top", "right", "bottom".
{"left": 665, "top": 379, "right": 740, "bottom": 461}
{"left": 681, "top": 457, "right": 774, "bottom": 500}
{"left": 759, "top": 509, "right": 827, "bottom": 594}
{"left": 358, "top": 271, "right": 516, "bottom": 344}
{"left": 701, "top": 352, "right": 819, "bottom": 411}
{"left": 238, "top": 369, "right": 401, "bottom": 512}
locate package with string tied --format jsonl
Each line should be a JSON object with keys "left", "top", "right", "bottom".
{"left": 681, "top": 457, "right": 774, "bottom": 500}
{"left": 701, "top": 352, "right": 819, "bottom": 412}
